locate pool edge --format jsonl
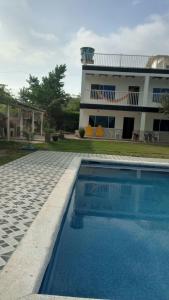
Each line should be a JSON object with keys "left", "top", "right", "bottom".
{"left": 0, "top": 157, "right": 169, "bottom": 300}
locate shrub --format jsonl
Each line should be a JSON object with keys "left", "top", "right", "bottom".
{"left": 62, "top": 111, "right": 79, "bottom": 132}
{"left": 79, "top": 128, "right": 85, "bottom": 138}
{"left": 23, "top": 130, "right": 34, "bottom": 141}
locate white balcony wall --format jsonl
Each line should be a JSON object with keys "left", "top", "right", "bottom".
{"left": 148, "top": 78, "right": 169, "bottom": 107}
{"left": 81, "top": 73, "right": 169, "bottom": 107}
{"left": 79, "top": 108, "right": 141, "bottom": 132}
{"left": 82, "top": 74, "right": 144, "bottom": 103}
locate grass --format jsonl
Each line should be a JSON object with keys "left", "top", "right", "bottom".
{"left": 0, "top": 139, "right": 169, "bottom": 166}
{"left": 37, "top": 139, "right": 169, "bottom": 158}
{"left": 0, "top": 141, "right": 29, "bottom": 166}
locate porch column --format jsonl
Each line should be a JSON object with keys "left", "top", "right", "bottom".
{"left": 32, "top": 111, "right": 35, "bottom": 133}
{"left": 7, "top": 104, "right": 10, "bottom": 141}
{"left": 139, "top": 75, "right": 150, "bottom": 140}
{"left": 20, "top": 110, "right": 23, "bottom": 137}
{"left": 140, "top": 112, "right": 146, "bottom": 141}
{"left": 40, "top": 112, "right": 44, "bottom": 136}
{"left": 142, "top": 75, "right": 150, "bottom": 106}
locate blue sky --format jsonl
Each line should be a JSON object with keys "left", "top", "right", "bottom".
{"left": 0, "top": 0, "right": 169, "bottom": 95}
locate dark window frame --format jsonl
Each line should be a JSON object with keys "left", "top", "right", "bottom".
{"left": 153, "top": 119, "right": 169, "bottom": 132}
{"left": 89, "top": 115, "right": 115, "bottom": 128}
{"left": 90, "top": 84, "right": 116, "bottom": 100}
{"left": 153, "top": 88, "right": 169, "bottom": 102}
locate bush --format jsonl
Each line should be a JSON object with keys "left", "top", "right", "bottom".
{"left": 79, "top": 128, "right": 85, "bottom": 138}
{"left": 62, "top": 111, "right": 79, "bottom": 132}
{"left": 23, "top": 130, "right": 34, "bottom": 141}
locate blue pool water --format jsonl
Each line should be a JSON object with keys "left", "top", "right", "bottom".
{"left": 39, "top": 161, "right": 169, "bottom": 300}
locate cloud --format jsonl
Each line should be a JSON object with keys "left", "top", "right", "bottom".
{"left": 0, "top": 6, "right": 169, "bottom": 95}
{"left": 30, "top": 29, "right": 58, "bottom": 42}
{"left": 132, "top": 0, "right": 142, "bottom": 5}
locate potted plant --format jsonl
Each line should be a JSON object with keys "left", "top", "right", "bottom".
{"left": 21, "top": 130, "right": 36, "bottom": 151}
{"left": 79, "top": 127, "right": 85, "bottom": 138}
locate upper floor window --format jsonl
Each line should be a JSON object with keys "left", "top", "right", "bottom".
{"left": 153, "top": 88, "right": 169, "bottom": 102}
{"left": 90, "top": 84, "right": 115, "bottom": 100}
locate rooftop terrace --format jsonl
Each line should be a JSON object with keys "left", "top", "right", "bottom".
{"left": 80, "top": 47, "right": 169, "bottom": 69}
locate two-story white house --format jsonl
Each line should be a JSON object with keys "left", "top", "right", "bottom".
{"left": 79, "top": 47, "right": 169, "bottom": 142}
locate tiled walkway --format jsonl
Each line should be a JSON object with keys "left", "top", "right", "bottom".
{"left": 0, "top": 151, "right": 169, "bottom": 271}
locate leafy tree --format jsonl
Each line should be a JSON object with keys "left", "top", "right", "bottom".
{"left": 65, "top": 94, "right": 80, "bottom": 112}
{"left": 0, "top": 85, "right": 14, "bottom": 104}
{"left": 19, "top": 65, "right": 67, "bottom": 129}
{"left": 161, "top": 94, "right": 169, "bottom": 115}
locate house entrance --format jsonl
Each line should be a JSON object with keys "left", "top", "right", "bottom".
{"left": 122, "top": 117, "right": 134, "bottom": 139}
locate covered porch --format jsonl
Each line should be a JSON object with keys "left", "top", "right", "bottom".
{"left": 0, "top": 100, "right": 45, "bottom": 141}
{"left": 79, "top": 108, "right": 169, "bottom": 143}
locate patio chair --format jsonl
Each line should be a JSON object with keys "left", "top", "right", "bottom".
{"left": 85, "top": 125, "right": 94, "bottom": 137}
{"left": 144, "top": 132, "right": 149, "bottom": 143}
{"left": 96, "top": 125, "right": 104, "bottom": 138}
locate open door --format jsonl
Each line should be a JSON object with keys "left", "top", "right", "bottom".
{"left": 122, "top": 117, "right": 134, "bottom": 139}
{"left": 128, "top": 86, "right": 140, "bottom": 105}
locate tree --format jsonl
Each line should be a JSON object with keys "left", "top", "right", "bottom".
{"left": 65, "top": 94, "right": 80, "bottom": 112}
{"left": 19, "top": 65, "right": 67, "bottom": 129}
{"left": 161, "top": 94, "right": 169, "bottom": 115}
{"left": 0, "top": 84, "right": 14, "bottom": 104}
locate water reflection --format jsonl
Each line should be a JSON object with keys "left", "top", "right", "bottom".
{"left": 71, "top": 167, "right": 169, "bottom": 229}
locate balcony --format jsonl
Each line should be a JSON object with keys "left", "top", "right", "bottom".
{"left": 84, "top": 90, "right": 142, "bottom": 106}
{"left": 81, "top": 90, "right": 166, "bottom": 107}
{"left": 81, "top": 52, "right": 169, "bottom": 70}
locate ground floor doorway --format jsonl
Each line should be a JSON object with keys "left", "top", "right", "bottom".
{"left": 122, "top": 117, "right": 134, "bottom": 139}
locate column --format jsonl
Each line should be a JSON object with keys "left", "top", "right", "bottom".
{"left": 7, "top": 104, "right": 10, "bottom": 141}
{"left": 32, "top": 111, "right": 35, "bottom": 133}
{"left": 20, "top": 109, "right": 23, "bottom": 138}
{"left": 143, "top": 75, "right": 150, "bottom": 106}
{"left": 140, "top": 112, "right": 146, "bottom": 141}
{"left": 40, "top": 112, "right": 44, "bottom": 136}
{"left": 139, "top": 75, "right": 150, "bottom": 140}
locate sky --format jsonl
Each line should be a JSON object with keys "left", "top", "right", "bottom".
{"left": 1, "top": 0, "right": 169, "bottom": 96}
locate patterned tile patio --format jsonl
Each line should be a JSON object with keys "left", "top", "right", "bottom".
{"left": 0, "top": 150, "right": 169, "bottom": 271}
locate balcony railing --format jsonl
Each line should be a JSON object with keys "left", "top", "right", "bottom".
{"left": 152, "top": 92, "right": 169, "bottom": 103}
{"left": 82, "top": 53, "right": 169, "bottom": 69}
{"left": 89, "top": 90, "right": 142, "bottom": 106}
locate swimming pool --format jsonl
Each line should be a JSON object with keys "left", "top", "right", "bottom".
{"left": 39, "top": 160, "right": 169, "bottom": 300}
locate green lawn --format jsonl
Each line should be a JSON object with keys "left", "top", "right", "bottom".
{"left": 0, "top": 139, "right": 169, "bottom": 166}
{"left": 0, "top": 141, "right": 29, "bottom": 166}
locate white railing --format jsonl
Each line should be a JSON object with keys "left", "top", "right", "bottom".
{"left": 152, "top": 92, "right": 169, "bottom": 104}
{"left": 89, "top": 90, "right": 142, "bottom": 106}
{"left": 82, "top": 89, "right": 168, "bottom": 107}
{"left": 82, "top": 53, "right": 169, "bottom": 69}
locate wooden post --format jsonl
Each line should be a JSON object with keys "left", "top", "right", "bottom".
{"left": 20, "top": 109, "right": 23, "bottom": 137}
{"left": 40, "top": 112, "right": 44, "bottom": 136}
{"left": 7, "top": 104, "right": 10, "bottom": 141}
{"left": 32, "top": 111, "right": 35, "bottom": 133}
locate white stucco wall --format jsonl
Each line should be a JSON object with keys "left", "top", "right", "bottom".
{"left": 81, "top": 71, "right": 169, "bottom": 107}
{"left": 79, "top": 108, "right": 141, "bottom": 131}
{"left": 82, "top": 74, "right": 144, "bottom": 104}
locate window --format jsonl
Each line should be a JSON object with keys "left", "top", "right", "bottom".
{"left": 89, "top": 115, "right": 95, "bottom": 127}
{"left": 153, "top": 119, "right": 160, "bottom": 131}
{"left": 90, "top": 84, "right": 115, "bottom": 100}
{"left": 95, "top": 116, "right": 108, "bottom": 127}
{"left": 153, "top": 88, "right": 169, "bottom": 102}
{"left": 89, "top": 116, "right": 115, "bottom": 128}
{"left": 109, "top": 117, "right": 115, "bottom": 128}
{"left": 153, "top": 119, "right": 169, "bottom": 131}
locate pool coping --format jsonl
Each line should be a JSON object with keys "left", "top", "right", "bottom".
{"left": 0, "top": 157, "right": 169, "bottom": 300}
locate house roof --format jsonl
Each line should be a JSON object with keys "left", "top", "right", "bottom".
{"left": 0, "top": 97, "right": 45, "bottom": 112}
